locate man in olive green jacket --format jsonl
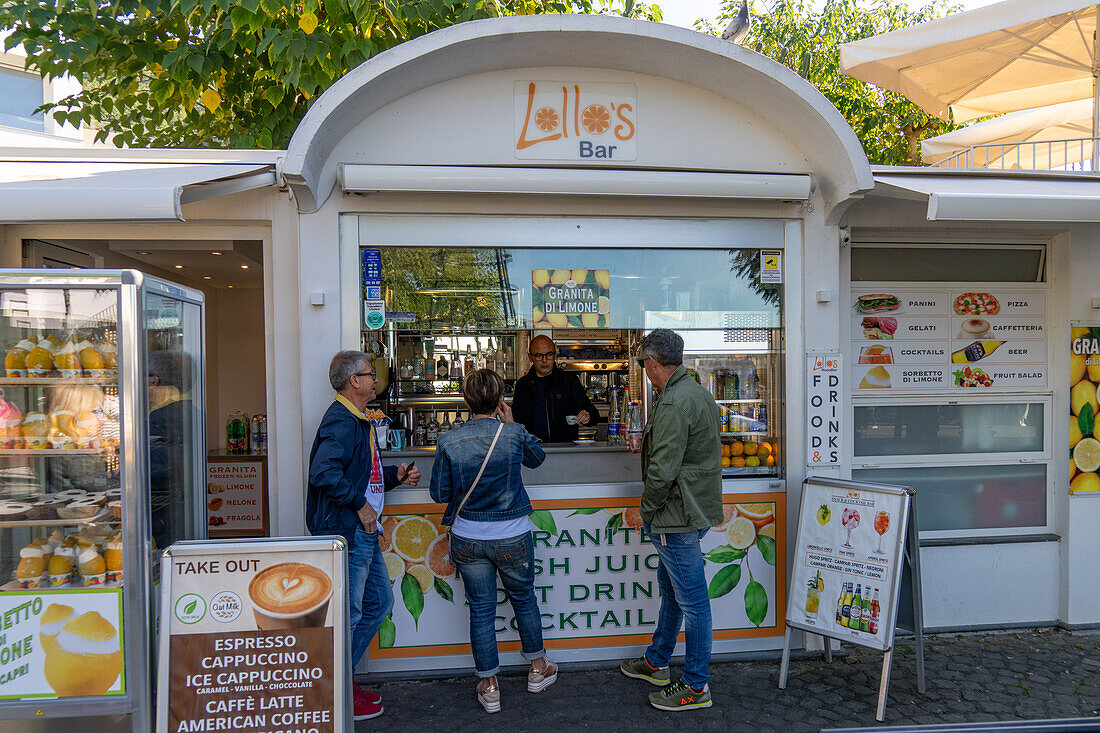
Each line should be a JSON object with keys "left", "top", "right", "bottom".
{"left": 620, "top": 329, "right": 722, "bottom": 712}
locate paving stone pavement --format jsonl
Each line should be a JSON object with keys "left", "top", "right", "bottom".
{"left": 355, "top": 628, "right": 1100, "bottom": 732}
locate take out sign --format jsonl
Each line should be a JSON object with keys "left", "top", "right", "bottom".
{"left": 514, "top": 81, "right": 637, "bottom": 161}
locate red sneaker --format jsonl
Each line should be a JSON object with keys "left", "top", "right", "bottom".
{"left": 353, "top": 698, "right": 383, "bottom": 721}
{"left": 353, "top": 683, "right": 382, "bottom": 706}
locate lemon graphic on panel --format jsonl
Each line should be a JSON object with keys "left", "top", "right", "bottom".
{"left": 1072, "top": 380, "right": 1099, "bottom": 417}
{"left": 44, "top": 610, "right": 122, "bottom": 696}
{"left": 1074, "top": 438, "right": 1100, "bottom": 473}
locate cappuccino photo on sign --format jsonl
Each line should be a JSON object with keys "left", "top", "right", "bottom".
{"left": 157, "top": 538, "right": 349, "bottom": 733}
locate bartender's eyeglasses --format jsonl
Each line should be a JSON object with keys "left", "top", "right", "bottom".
{"left": 353, "top": 370, "right": 377, "bottom": 380}
{"left": 530, "top": 352, "right": 556, "bottom": 360}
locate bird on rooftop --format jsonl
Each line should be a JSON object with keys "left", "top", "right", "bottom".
{"left": 721, "top": 0, "right": 751, "bottom": 44}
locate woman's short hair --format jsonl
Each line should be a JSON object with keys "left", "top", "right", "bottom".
{"left": 463, "top": 369, "right": 504, "bottom": 415}
{"left": 329, "top": 350, "right": 370, "bottom": 391}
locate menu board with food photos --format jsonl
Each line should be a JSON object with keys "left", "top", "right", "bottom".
{"left": 850, "top": 287, "right": 1046, "bottom": 392}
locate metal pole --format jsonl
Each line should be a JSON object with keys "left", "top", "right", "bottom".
{"left": 778, "top": 627, "right": 792, "bottom": 689}
{"left": 1092, "top": 4, "right": 1099, "bottom": 171}
{"left": 876, "top": 649, "right": 894, "bottom": 722}
{"left": 823, "top": 634, "right": 833, "bottom": 663}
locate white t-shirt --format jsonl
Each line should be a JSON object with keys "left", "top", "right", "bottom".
{"left": 452, "top": 515, "right": 533, "bottom": 541}
{"left": 363, "top": 424, "right": 385, "bottom": 515}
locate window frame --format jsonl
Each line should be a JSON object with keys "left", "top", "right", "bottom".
{"left": 0, "top": 59, "right": 46, "bottom": 133}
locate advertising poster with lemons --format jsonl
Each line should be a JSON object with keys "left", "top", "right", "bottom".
{"left": 532, "top": 270, "right": 610, "bottom": 329}
{"left": 372, "top": 497, "right": 783, "bottom": 660}
{"left": 0, "top": 588, "right": 124, "bottom": 699}
{"left": 1070, "top": 327, "right": 1100, "bottom": 494}
{"left": 160, "top": 544, "right": 343, "bottom": 733}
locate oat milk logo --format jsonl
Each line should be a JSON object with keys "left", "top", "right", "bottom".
{"left": 209, "top": 591, "right": 242, "bottom": 623}
{"left": 514, "top": 81, "right": 637, "bottom": 160}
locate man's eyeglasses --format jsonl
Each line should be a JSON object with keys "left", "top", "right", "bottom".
{"left": 530, "top": 352, "right": 556, "bottom": 361}
{"left": 353, "top": 371, "right": 377, "bottom": 380}
{"left": 636, "top": 355, "right": 650, "bottom": 367}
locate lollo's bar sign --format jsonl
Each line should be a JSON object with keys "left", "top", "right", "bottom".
{"left": 515, "top": 81, "right": 637, "bottom": 161}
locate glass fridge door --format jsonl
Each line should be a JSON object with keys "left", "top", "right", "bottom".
{"left": 0, "top": 283, "right": 128, "bottom": 705}
{"left": 144, "top": 288, "right": 205, "bottom": 556}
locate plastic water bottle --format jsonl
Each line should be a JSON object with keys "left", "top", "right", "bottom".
{"left": 626, "top": 401, "right": 643, "bottom": 451}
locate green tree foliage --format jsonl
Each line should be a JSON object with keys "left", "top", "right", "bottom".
{"left": 701, "top": 0, "right": 960, "bottom": 165}
{"left": 0, "top": 0, "right": 655, "bottom": 149}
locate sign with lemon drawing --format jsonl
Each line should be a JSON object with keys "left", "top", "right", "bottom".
{"left": 0, "top": 588, "right": 124, "bottom": 699}
{"left": 532, "top": 270, "right": 610, "bottom": 329}
{"left": 373, "top": 497, "right": 783, "bottom": 658}
{"left": 1070, "top": 326, "right": 1100, "bottom": 494}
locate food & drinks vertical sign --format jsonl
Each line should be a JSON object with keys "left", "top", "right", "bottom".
{"left": 807, "top": 352, "right": 841, "bottom": 467}
{"left": 1070, "top": 327, "right": 1100, "bottom": 494}
{"left": 157, "top": 538, "right": 348, "bottom": 733}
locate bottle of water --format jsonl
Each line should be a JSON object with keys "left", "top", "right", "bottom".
{"left": 627, "top": 401, "right": 643, "bottom": 451}
{"left": 607, "top": 388, "right": 622, "bottom": 444}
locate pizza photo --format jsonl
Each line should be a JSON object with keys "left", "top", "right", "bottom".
{"left": 953, "top": 292, "right": 999, "bottom": 316}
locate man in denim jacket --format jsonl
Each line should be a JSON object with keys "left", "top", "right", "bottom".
{"left": 620, "top": 329, "right": 722, "bottom": 712}
{"left": 307, "top": 350, "right": 420, "bottom": 721}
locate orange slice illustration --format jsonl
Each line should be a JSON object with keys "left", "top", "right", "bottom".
{"left": 581, "top": 104, "right": 610, "bottom": 135}
{"left": 534, "top": 107, "right": 559, "bottom": 132}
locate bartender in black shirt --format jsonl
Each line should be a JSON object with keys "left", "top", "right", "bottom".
{"left": 511, "top": 335, "right": 601, "bottom": 443}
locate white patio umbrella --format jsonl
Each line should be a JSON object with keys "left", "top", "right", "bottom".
{"left": 921, "top": 98, "right": 1095, "bottom": 170}
{"left": 839, "top": 1, "right": 1100, "bottom": 166}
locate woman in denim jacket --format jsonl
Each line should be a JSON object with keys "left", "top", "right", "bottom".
{"left": 429, "top": 369, "right": 557, "bottom": 713}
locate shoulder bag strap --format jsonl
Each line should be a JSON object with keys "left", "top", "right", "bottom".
{"left": 448, "top": 421, "right": 504, "bottom": 526}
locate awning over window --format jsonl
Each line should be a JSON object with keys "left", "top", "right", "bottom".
{"left": 0, "top": 160, "right": 276, "bottom": 222}
{"left": 874, "top": 172, "right": 1100, "bottom": 223}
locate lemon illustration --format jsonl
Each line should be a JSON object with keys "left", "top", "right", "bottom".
{"left": 595, "top": 271, "right": 610, "bottom": 290}
{"left": 532, "top": 270, "right": 550, "bottom": 288}
{"left": 1071, "top": 471, "right": 1100, "bottom": 493}
{"left": 1071, "top": 458, "right": 1078, "bottom": 480}
{"left": 1074, "top": 437, "right": 1100, "bottom": 473}
{"left": 383, "top": 552, "right": 406, "bottom": 580}
{"left": 1073, "top": 327, "right": 1091, "bottom": 340}
{"left": 571, "top": 269, "right": 588, "bottom": 284}
{"left": 1071, "top": 380, "right": 1099, "bottom": 417}
{"left": 1071, "top": 417, "right": 1083, "bottom": 449}
{"left": 726, "top": 516, "right": 756, "bottom": 550}
{"left": 1072, "top": 352, "right": 1087, "bottom": 385}
{"left": 1089, "top": 360, "right": 1100, "bottom": 383}
{"left": 546, "top": 313, "right": 568, "bottom": 328}
{"left": 598, "top": 296, "right": 611, "bottom": 315}
{"left": 581, "top": 313, "right": 599, "bottom": 327}
{"left": 406, "top": 564, "right": 434, "bottom": 594}
{"left": 550, "top": 270, "right": 570, "bottom": 285}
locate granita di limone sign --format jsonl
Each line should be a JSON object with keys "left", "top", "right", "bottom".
{"left": 532, "top": 270, "right": 610, "bottom": 329}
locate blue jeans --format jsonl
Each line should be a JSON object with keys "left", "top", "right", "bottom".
{"left": 348, "top": 526, "right": 394, "bottom": 669}
{"left": 450, "top": 531, "right": 546, "bottom": 677}
{"left": 642, "top": 522, "right": 712, "bottom": 690}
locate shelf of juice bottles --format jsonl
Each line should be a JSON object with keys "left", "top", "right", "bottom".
{"left": 722, "top": 466, "right": 778, "bottom": 477}
{"left": 0, "top": 377, "right": 118, "bottom": 386}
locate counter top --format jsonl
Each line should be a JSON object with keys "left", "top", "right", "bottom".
{"left": 382, "top": 441, "right": 629, "bottom": 458}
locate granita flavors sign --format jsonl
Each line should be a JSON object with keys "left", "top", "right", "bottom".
{"left": 532, "top": 270, "right": 610, "bottom": 329}
{"left": 514, "top": 82, "right": 637, "bottom": 160}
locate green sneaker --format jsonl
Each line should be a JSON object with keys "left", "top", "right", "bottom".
{"left": 619, "top": 657, "right": 670, "bottom": 687}
{"left": 648, "top": 680, "right": 712, "bottom": 711}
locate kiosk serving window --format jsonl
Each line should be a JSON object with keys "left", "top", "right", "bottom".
{"left": 848, "top": 243, "right": 1051, "bottom": 538}
{"left": 363, "top": 245, "right": 784, "bottom": 479}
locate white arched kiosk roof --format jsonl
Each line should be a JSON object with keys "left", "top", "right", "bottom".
{"left": 284, "top": 14, "right": 873, "bottom": 217}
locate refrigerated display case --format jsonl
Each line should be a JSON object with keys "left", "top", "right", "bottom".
{"left": 644, "top": 326, "right": 783, "bottom": 479}
{"left": 0, "top": 270, "right": 205, "bottom": 732}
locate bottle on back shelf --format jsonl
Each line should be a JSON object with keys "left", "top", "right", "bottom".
{"left": 626, "top": 401, "right": 643, "bottom": 451}
{"left": 424, "top": 341, "right": 436, "bottom": 380}
{"left": 452, "top": 411, "right": 465, "bottom": 430}
{"left": 426, "top": 412, "right": 439, "bottom": 445}
{"left": 607, "top": 388, "right": 622, "bottom": 444}
{"left": 464, "top": 346, "right": 475, "bottom": 376}
{"left": 440, "top": 411, "right": 452, "bottom": 437}
{"left": 413, "top": 414, "right": 427, "bottom": 446}
{"left": 436, "top": 352, "right": 449, "bottom": 379}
